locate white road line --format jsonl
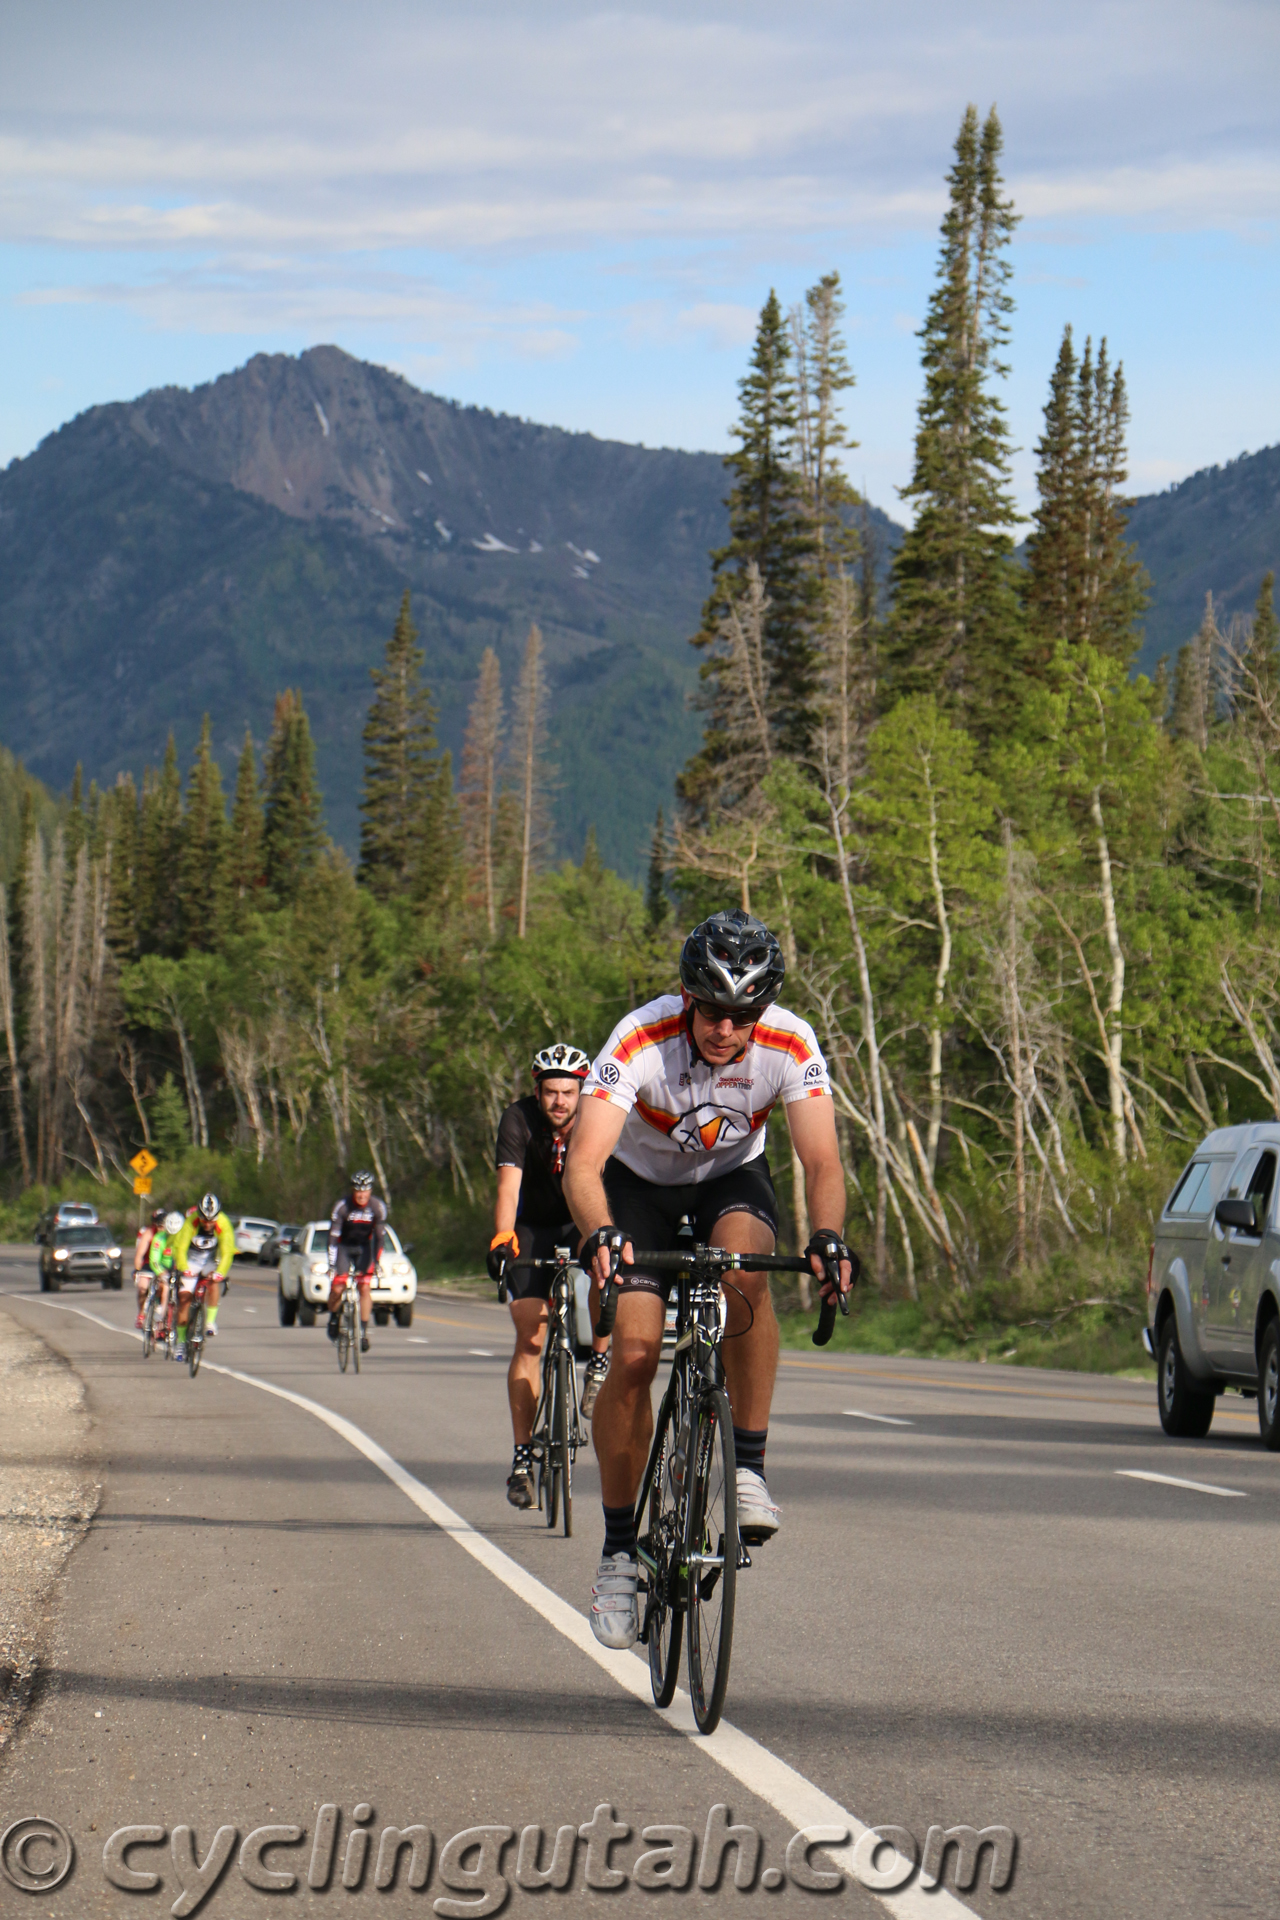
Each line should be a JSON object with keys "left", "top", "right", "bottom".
{"left": 468, "top": 1348, "right": 495, "bottom": 1357}
{"left": 406, "top": 1337, "right": 429, "bottom": 1345}
{"left": 843, "top": 1410, "right": 914, "bottom": 1427}
{"left": 12, "top": 1293, "right": 971, "bottom": 1919}
{"left": 1116, "top": 1469, "right": 1246, "bottom": 1498}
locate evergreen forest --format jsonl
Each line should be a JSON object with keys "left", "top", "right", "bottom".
{"left": 4, "top": 105, "right": 1278, "bottom": 1360}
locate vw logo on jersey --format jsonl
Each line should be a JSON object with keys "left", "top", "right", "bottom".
{"left": 672, "top": 1104, "right": 751, "bottom": 1154}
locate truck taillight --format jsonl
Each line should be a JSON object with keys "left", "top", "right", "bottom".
{"left": 1146, "top": 1243, "right": 1155, "bottom": 1295}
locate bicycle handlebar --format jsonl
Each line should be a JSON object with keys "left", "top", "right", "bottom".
{"left": 588, "top": 1243, "right": 857, "bottom": 1345}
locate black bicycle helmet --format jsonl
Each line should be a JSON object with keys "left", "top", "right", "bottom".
{"left": 679, "top": 908, "right": 785, "bottom": 1010}
{"left": 350, "top": 1170, "right": 375, "bottom": 1192}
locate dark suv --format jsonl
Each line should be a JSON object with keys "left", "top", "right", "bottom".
{"left": 40, "top": 1225, "right": 123, "bottom": 1291}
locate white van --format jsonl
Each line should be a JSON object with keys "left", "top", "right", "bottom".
{"left": 1146, "top": 1121, "right": 1280, "bottom": 1447}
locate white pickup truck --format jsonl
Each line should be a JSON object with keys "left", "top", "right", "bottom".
{"left": 1146, "top": 1121, "right": 1280, "bottom": 1447}
{"left": 277, "top": 1221, "right": 418, "bottom": 1328}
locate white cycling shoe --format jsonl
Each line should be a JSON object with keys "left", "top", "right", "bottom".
{"left": 736, "top": 1468, "right": 781, "bottom": 1543}
{"left": 589, "top": 1554, "right": 639, "bottom": 1649}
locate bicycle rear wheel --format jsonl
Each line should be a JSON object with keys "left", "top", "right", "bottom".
{"left": 642, "top": 1385, "right": 684, "bottom": 1708}
{"left": 142, "top": 1293, "right": 156, "bottom": 1359}
{"left": 556, "top": 1347, "right": 573, "bottom": 1538}
{"left": 685, "top": 1386, "right": 737, "bottom": 1734}
{"left": 187, "top": 1301, "right": 206, "bottom": 1378}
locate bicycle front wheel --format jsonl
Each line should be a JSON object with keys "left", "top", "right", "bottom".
{"left": 556, "top": 1347, "right": 573, "bottom": 1538}
{"left": 142, "top": 1293, "right": 156, "bottom": 1359}
{"left": 685, "top": 1387, "right": 737, "bottom": 1734}
{"left": 642, "top": 1386, "right": 684, "bottom": 1709}
{"left": 337, "top": 1302, "right": 352, "bottom": 1373}
{"left": 545, "top": 1351, "right": 562, "bottom": 1531}
{"left": 187, "top": 1301, "right": 206, "bottom": 1378}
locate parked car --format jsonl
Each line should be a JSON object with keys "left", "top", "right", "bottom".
{"left": 34, "top": 1201, "right": 99, "bottom": 1244}
{"left": 1147, "top": 1121, "right": 1280, "bottom": 1446}
{"left": 40, "top": 1225, "right": 123, "bottom": 1291}
{"left": 231, "top": 1215, "right": 278, "bottom": 1260}
{"left": 258, "top": 1224, "right": 300, "bottom": 1267}
{"left": 278, "top": 1222, "right": 418, "bottom": 1327}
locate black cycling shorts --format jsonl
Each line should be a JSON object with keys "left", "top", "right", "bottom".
{"left": 506, "top": 1222, "right": 579, "bottom": 1303}
{"left": 333, "top": 1241, "right": 379, "bottom": 1279}
{"left": 603, "top": 1156, "right": 779, "bottom": 1303}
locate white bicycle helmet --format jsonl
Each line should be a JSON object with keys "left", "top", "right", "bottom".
{"left": 163, "top": 1211, "right": 184, "bottom": 1235}
{"left": 532, "top": 1043, "right": 590, "bottom": 1082}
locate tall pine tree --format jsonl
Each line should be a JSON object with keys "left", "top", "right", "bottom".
{"left": 887, "top": 105, "right": 1023, "bottom": 726}
{"left": 262, "top": 691, "right": 324, "bottom": 902}
{"left": 228, "top": 729, "right": 265, "bottom": 926}
{"left": 359, "top": 591, "right": 450, "bottom": 902}
{"left": 1025, "top": 326, "right": 1147, "bottom": 670}
{"left": 180, "top": 715, "right": 229, "bottom": 950}
{"left": 136, "top": 734, "right": 184, "bottom": 952}
{"left": 680, "top": 291, "right": 818, "bottom": 812}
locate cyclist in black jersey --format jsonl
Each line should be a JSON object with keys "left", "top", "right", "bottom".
{"left": 488, "top": 1043, "right": 609, "bottom": 1508}
{"left": 325, "top": 1173, "right": 387, "bottom": 1354}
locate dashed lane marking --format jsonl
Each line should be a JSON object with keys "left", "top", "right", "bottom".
{"left": 13, "top": 1291, "right": 971, "bottom": 1919}
{"left": 1116, "top": 1469, "right": 1246, "bottom": 1498}
{"left": 843, "top": 1410, "right": 914, "bottom": 1426}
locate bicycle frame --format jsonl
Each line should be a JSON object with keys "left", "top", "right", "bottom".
{"left": 509, "top": 1249, "right": 588, "bottom": 1534}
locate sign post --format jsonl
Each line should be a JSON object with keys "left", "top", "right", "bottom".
{"left": 130, "top": 1150, "right": 159, "bottom": 1232}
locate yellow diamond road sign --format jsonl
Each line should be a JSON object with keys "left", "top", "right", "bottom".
{"left": 130, "top": 1149, "right": 158, "bottom": 1177}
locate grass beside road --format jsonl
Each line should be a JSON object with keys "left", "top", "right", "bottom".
{"left": 418, "top": 1269, "right": 1155, "bottom": 1378}
{"left": 775, "top": 1291, "right": 1154, "bottom": 1378}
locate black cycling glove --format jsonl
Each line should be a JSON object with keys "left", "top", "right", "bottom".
{"left": 805, "top": 1230, "right": 858, "bottom": 1285}
{"left": 580, "top": 1226, "right": 627, "bottom": 1273}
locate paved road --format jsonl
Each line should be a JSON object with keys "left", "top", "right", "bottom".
{"left": 0, "top": 1246, "right": 1277, "bottom": 1920}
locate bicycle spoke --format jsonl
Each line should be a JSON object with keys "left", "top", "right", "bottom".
{"left": 685, "top": 1389, "right": 736, "bottom": 1734}
{"left": 641, "top": 1378, "right": 685, "bottom": 1709}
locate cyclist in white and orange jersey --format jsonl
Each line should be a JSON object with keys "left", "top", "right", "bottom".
{"left": 564, "top": 908, "right": 855, "bottom": 1649}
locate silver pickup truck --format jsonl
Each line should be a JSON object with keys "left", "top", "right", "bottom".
{"left": 1147, "top": 1121, "right": 1280, "bottom": 1448}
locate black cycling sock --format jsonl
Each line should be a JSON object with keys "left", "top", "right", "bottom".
{"left": 733, "top": 1427, "right": 768, "bottom": 1475}
{"left": 602, "top": 1502, "right": 637, "bottom": 1560}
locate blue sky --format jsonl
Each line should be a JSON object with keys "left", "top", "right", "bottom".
{"left": 2, "top": 0, "right": 1277, "bottom": 518}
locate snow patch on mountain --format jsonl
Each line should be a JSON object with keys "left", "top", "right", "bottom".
{"left": 314, "top": 400, "right": 330, "bottom": 438}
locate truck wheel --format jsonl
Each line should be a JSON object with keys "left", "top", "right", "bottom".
{"left": 1158, "top": 1316, "right": 1215, "bottom": 1438}
{"left": 278, "top": 1286, "right": 298, "bottom": 1327}
{"left": 1258, "top": 1320, "right": 1280, "bottom": 1450}
{"left": 298, "top": 1303, "right": 316, "bottom": 1328}
{"left": 373, "top": 1308, "right": 389, "bottom": 1327}
{"left": 394, "top": 1303, "right": 414, "bottom": 1328}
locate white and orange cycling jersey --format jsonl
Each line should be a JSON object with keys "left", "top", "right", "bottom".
{"left": 583, "top": 994, "right": 831, "bottom": 1185}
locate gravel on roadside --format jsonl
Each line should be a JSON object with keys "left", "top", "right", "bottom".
{"left": 0, "top": 1306, "right": 99, "bottom": 1757}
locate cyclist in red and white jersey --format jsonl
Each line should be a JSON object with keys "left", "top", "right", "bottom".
{"left": 564, "top": 908, "right": 855, "bottom": 1649}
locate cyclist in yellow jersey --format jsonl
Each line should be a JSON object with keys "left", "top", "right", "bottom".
{"left": 170, "top": 1193, "right": 234, "bottom": 1353}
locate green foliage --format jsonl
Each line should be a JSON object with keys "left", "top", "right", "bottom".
{"left": 179, "top": 716, "right": 229, "bottom": 950}
{"left": 887, "top": 105, "right": 1025, "bottom": 726}
{"left": 359, "top": 591, "right": 454, "bottom": 903}
{"left": 262, "top": 690, "right": 325, "bottom": 902}
{"left": 148, "top": 1071, "right": 190, "bottom": 1161}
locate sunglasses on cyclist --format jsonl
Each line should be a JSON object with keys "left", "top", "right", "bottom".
{"left": 691, "top": 999, "right": 764, "bottom": 1029}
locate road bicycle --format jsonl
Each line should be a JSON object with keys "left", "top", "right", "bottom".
{"left": 502, "top": 1247, "right": 588, "bottom": 1536}
{"left": 336, "top": 1270, "right": 370, "bottom": 1375}
{"left": 140, "top": 1271, "right": 165, "bottom": 1358}
{"left": 596, "top": 1221, "right": 853, "bottom": 1735}
{"left": 181, "top": 1269, "right": 217, "bottom": 1378}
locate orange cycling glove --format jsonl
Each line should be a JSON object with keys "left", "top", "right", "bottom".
{"left": 487, "top": 1229, "right": 518, "bottom": 1282}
